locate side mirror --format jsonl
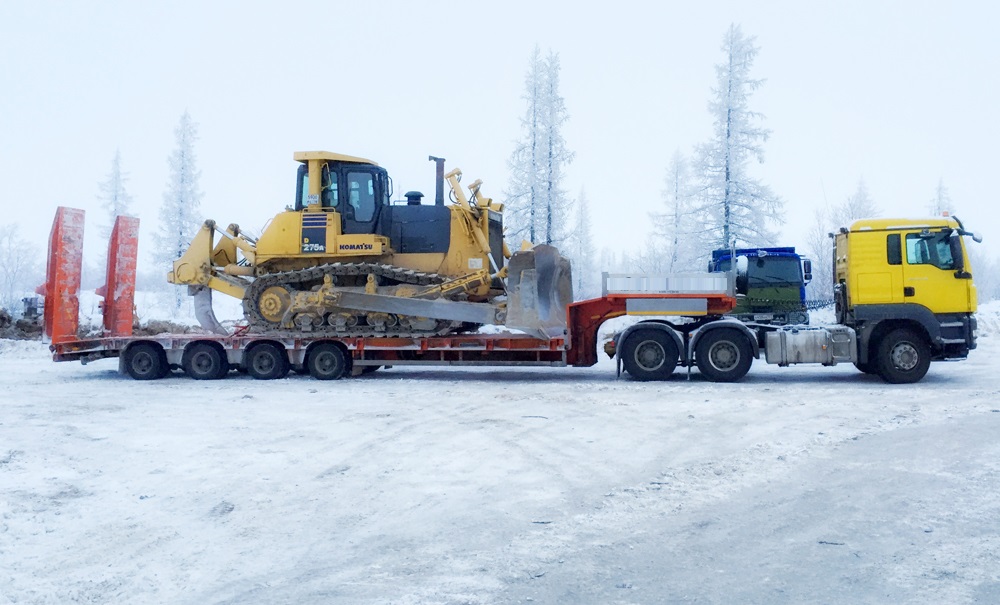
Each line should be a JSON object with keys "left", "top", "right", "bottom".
{"left": 802, "top": 259, "right": 813, "bottom": 284}
{"left": 949, "top": 236, "right": 964, "bottom": 270}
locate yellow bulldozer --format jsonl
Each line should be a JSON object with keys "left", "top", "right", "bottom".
{"left": 168, "top": 152, "right": 572, "bottom": 339}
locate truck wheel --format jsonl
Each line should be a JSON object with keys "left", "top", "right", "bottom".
{"left": 123, "top": 342, "right": 168, "bottom": 381}
{"left": 695, "top": 328, "right": 753, "bottom": 382}
{"left": 182, "top": 342, "right": 229, "bottom": 380}
{"left": 307, "top": 343, "right": 349, "bottom": 380}
{"left": 621, "top": 329, "right": 678, "bottom": 381}
{"left": 246, "top": 343, "right": 290, "bottom": 380}
{"left": 854, "top": 361, "right": 877, "bottom": 374}
{"left": 876, "top": 328, "right": 931, "bottom": 384}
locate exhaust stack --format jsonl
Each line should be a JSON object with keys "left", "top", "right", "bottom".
{"left": 428, "top": 155, "right": 446, "bottom": 206}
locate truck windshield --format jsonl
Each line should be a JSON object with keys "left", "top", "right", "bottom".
{"left": 747, "top": 257, "right": 802, "bottom": 286}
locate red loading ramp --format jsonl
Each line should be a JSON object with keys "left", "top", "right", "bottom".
{"left": 42, "top": 207, "right": 85, "bottom": 344}
{"left": 96, "top": 215, "right": 139, "bottom": 336}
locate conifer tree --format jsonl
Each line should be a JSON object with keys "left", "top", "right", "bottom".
{"left": 506, "top": 46, "right": 573, "bottom": 247}
{"left": 154, "top": 111, "right": 203, "bottom": 309}
{"left": 693, "top": 24, "right": 783, "bottom": 248}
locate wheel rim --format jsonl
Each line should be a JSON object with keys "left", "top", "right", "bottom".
{"left": 133, "top": 351, "right": 153, "bottom": 375}
{"left": 192, "top": 351, "right": 214, "bottom": 374}
{"left": 891, "top": 341, "right": 919, "bottom": 371}
{"left": 708, "top": 340, "right": 740, "bottom": 371}
{"left": 253, "top": 352, "right": 276, "bottom": 374}
{"left": 634, "top": 340, "right": 666, "bottom": 371}
{"left": 315, "top": 351, "right": 338, "bottom": 375}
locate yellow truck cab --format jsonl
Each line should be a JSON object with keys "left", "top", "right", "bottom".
{"left": 834, "top": 217, "right": 979, "bottom": 382}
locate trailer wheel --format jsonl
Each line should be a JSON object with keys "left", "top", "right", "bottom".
{"left": 876, "top": 328, "right": 931, "bottom": 384}
{"left": 182, "top": 342, "right": 230, "bottom": 380}
{"left": 123, "top": 342, "right": 168, "bottom": 381}
{"left": 307, "top": 343, "right": 349, "bottom": 380}
{"left": 621, "top": 329, "right": 678, "bottom": 381}
{"left": 246, "top": 342, "right": 290, "bottom": 380}
{"left": 695, "top": 328, "right": 753, "bottom": 382}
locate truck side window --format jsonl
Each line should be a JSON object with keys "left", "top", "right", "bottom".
{"left": 905, "top": 232, "right": 955, "bottom": 270}
{"left": 886, "top": 234, "right": 901, "bottom": 265}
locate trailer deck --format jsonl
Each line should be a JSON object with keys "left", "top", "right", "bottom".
{"left": 42, "top": 207, "right": 737, "bottom": 380}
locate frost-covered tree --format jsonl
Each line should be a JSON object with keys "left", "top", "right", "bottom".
{"left": 968, "top": 248, "right": 999, "bottom": 302}
{"left": 693, "top": 24, "right": 783, "bottom": 249}
{"left": 96, "top": 149, "right": 135, "bottom": 270}
{"left": 806, "top": 179, "right": 881, "bottom": 303}
{"left": 154, "top": 111, "right": 203, "bottom": 308}
{"left": 805, "top": 206, "right": 835, "bottom": 302}
{"left": 567, "top": 188, "right": 596, "bottom": 299}
{"left": 831, "top": 179, "right": 879, "bottom": 227}
{"left": 98, "top": 149, "right": 134, "bottom": 236}
{"left": 506, "top": 46, "right": 574, "bottom": 247}
{"left": 0, "top": 224, "right": 40, "bottom": 314}
{"left": 928, "top": 178, "right": 955, "bottom": 216}
{"left": 651, "top": 151, "right": 707, "bottom": 272}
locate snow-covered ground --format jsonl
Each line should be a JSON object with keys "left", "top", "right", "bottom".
{"left": 2, "top": 304, "right": 999, "bottom": 604}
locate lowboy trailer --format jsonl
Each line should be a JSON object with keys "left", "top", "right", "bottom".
{"left": 41, "top": 208, "right": 979, "bottom": 384}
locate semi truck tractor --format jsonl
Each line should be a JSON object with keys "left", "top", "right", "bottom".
{"left": 609, "top": 217, "right": 979, "bottom": 384}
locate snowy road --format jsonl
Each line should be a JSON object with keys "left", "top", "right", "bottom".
{"left": 2, "top": 335, "right": 999, "bottom": 604}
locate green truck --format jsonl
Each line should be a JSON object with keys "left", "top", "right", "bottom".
{"left": 709, "top": 247, "right": 812, "bottom": 325}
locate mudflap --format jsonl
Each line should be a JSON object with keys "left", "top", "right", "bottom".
{"left": 506, "top": 244, "right": 574, "bottom": 339}
{"left": 191, "top": 286, "right": 229, "bottom": 335}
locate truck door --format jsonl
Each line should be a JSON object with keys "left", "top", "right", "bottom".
{"left": 901, "top": 229, "right": 969, "bottom": 313}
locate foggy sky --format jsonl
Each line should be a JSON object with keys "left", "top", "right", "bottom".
{"left": 1, "top": 0, "right": 997, "bottom": 267}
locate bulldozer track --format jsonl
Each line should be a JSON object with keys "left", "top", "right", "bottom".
{"left": 243, "top": 262, "right": 465, "bottom": 337}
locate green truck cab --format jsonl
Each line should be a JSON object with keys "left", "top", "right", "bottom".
{"left": 709, "top": 247, "right": 812, "bottom": 325}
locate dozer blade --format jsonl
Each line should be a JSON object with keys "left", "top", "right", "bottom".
{"left": 506, "top": 244, "right": 574, "bottom": 339}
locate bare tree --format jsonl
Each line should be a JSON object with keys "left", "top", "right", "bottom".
{"left": 693, "top": 24, "right": 783, "bottom": 249}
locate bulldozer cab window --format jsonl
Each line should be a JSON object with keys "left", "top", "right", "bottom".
{"left": 347, "top": 172, "right": 376, "bottom": 222}
{"left": 320, "top": 164, "right": 338, "bottom": 209}
{"left": 905, "top": 231, "right": 955, "bottom": 270}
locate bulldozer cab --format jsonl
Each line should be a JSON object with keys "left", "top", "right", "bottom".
{"left": 293, "top": 152, "right": 391, "bottom": 236}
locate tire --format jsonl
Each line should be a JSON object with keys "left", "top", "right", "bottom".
{"left": 876, "top": 328, "right": 931, "bottom": 384}
{"left": 307, "top": 342, "right": 349, "bottom": 381}
{"left": 834, "top": 284, "right": 848, "bottom": 325}
{"left": 123, "top": 342, "right": 168, "bottom": 381}
{"left": 620, "top": 329, "right": 679, "bottom": 381}
{"left": 182, "top": 342, "right": 229, "bottom": 380}
{"left": 854, "top": 359, "right": 878, "bottom": 374}
{"left": 246, "top": 342, "right": 290, "bottom": 380}
{"left": 695, "top": 328, "right": 753, "bottom": 383}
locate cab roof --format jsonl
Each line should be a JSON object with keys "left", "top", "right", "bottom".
{"left": 293, "top": 151, "right": 378, "bottom": 166}
{"left": 848, "top": 217, "right": 957, "bottom": 232}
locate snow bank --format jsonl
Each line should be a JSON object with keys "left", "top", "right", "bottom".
{"left": 975, "top": 299, "right": 1000, "bottom": 337}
